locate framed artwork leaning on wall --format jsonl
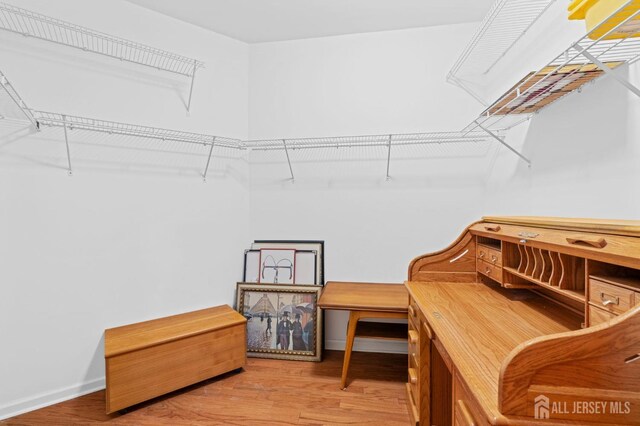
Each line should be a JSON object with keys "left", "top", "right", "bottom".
{"left": 235, "top": 282, "right": 322, "bottom": 361}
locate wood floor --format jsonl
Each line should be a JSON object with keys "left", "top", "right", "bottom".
{"left": 2, "top": 350, "right": 410, "bottom": 425}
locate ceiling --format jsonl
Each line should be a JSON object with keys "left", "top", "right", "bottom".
{"left": 126, "top": 0, "right": 494, "bottom": 44}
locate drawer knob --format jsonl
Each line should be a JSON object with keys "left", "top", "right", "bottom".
{"left": 491, "top": 255, "right": 498, "bottom": 264}
{"left": 486, "top": 268, "right": 491, "bottom": 275}
{"left": 422, "top": 321, "right": 433, "bottom": 340}
{"left": 408, "top": 330, "right": 418, "bottom": 344}
{"left": 601, "top": 293, "right": 620, "bottom": 307}
{"left": 408, "top": 305, "right": 416, "bottom": 318}
{"left": 408, "top": 368, "right": 418, "bottom": 384}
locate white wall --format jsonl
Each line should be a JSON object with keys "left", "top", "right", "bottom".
{"left": 247, "top": 20, "right": 640, "bottom": 353}
{"left": 248, "top": 24, "right": 492, "bottom": 352}
{"left": 484, "top": 64, "right": 640, "bottom": 218}
{"left": 0, "top": 0, "right": 250, "bottom": 419}
{"left": 2, "top": 1, "right": 640, "bottom": 419}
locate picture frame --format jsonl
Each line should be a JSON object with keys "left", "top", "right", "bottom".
{"left": 236, "top": 282, "right": 322, "bottom": 361}
{"left": 252, "top": 240, "right": 325, "bottom": 285}
{"left": 244, "top": 249, "right": 318, "bottom": 284}
{"left": 259, "top": 249, "right": 296, "bottom": 284}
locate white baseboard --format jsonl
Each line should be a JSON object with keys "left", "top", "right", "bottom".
{"left": 0, "top": 377, "right": 105, "bottom": 421}
{"left": 325, "top": 338, "right": 408, "bottom": 354}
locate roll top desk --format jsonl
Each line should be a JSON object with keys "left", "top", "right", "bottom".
{"left": 405, "top": 216, "right": 640, "bottom": 425}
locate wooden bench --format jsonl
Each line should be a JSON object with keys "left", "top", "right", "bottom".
{"left": 104, "top": 305, "right": 246, "bottom": 413}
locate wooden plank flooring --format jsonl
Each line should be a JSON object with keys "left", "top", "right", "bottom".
{"left": 2, "top": 350, "right": 409, "bottom": 425}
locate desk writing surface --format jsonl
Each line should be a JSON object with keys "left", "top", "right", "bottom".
{"left": 405, "top": 281, "right": 583, "bottom": 423}
{"left": 319, "top": 281, "right": 408, "bottom": 312}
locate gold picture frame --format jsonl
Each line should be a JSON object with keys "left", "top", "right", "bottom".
{"left": 235, "top": 282, "right": 322, "bottom": 361}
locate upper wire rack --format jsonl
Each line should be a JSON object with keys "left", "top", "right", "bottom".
{"left": 448, "top": 0, "right": 557, "bottom": 102}
{"left": 33, "top": 111, "right": 243, "bottom": 150}
{"left": 467, "top": 4, "right": 640, "bottom": 132}
{"left": 0, "top": 2, "right": 203, "bottom": 76}
{"left": 245, "top": 131, "right": 492, "bottom": 151}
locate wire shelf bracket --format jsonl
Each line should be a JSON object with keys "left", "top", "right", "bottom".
{"left": 62, "top": 114, "right": 73, "bottom": 176}
{"left": 282, "top": 139, "right": 295, "bottom": 182}
{"left": 202, "top": 136, "right": 216, "bottom": 183}
{"left": 572, "top": 44, "right": 640, "bottom": 98}
{"left": 385, "top": 134, "right": 392, "bottom": 180}
{"left": 475, "top": 121, "right": 531, "bottom": 167}
{"left": 0, "top": 69, "right": 39, "bottom": 129}
{"left": 0, "top": 2, "right": 205, "bottom": 112}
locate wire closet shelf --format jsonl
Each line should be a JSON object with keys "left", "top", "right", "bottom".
{"left": 33, "top": 111, "right": 243, "bottom": 150}
{"left": 466, "top": 5, "right": 640, "bottom": 133}
{"left": 447, "top": 0, "right": 557, "bottom": 104}
{"left": 245, "top": 132, "right": 492, "bottom": 151}
{"left": 0, "top": 2, "right": 203, "bottom": 77}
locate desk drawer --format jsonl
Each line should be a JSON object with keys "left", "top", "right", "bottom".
{"left": 408, "top": 298, "right": 421, "bottom": 324}
{"left": 408, "top": 366, "right": 419, "bottom": 405}
{"left": 477, "top": 259, "right": 503, "bottom": 284}
{"left": 453, "top": 373, "right": 488, "bottom": 426}
{"left": 589, "top": 278, "right": 637, "bottom": 315}
{"left": 405, "top": 383, "right": 420, "bottom": 426}
{"left": 477, "top": 245, "right": 502, "bottom": 267}
{"left": 408, "top": 328, "right": 420, "bottom": 362}
{"left": 589, "top": 304, "right": 617, "bottom": 326}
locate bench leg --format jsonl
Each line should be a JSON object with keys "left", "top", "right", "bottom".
{"left": 340, "top": 311, "right": 360, "bottom": 390}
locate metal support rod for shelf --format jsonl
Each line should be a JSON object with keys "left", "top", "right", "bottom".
{"left": 0, "top": 70, "right": 39, "bottom": 129}
{"left": 62, "top": 114, "right": 73, "bottom": 175}
{"left": 385, "top": 134, "right": 392, "bottom": 180}
{"left": 282, "top": 139, "right": 294, "bottom": 181}
{"left": 573, "top": 44, "right": 640, "bottom": 99}
{"left": 476, "top": 121, "right": 531, "bottom": 167}
{"left": 202, "top": 136, "right": 216, "bottom": 182}
{"left": 187, "top": 60, "right": 197, "bottom": 113}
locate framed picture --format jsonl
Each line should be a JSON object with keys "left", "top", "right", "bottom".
{"left": 259, "top": 249, "right": 295, "bottom": 284}
{"left": 236, "top": 282, "right": 322, "bottom": 361}
{"left": 243, "top": 249, "right": 317, "bottom": 284}
{"left": 252, "top": 240, "right": 324, "bottom": 285}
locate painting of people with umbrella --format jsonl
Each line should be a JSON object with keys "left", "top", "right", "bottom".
{"left": 236, "top": 283, "right": 322, "bottom": 361}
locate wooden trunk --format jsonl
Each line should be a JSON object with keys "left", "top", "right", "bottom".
{"left": 104, "top": 305, "right": 246, "bottom": 414}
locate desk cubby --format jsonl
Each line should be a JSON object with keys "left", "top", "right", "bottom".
{"left": 502, "top": 242, "right": 585, "bottom": 304}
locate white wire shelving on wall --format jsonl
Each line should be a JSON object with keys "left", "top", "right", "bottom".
{"left": 1, "top": 65, "right": 495, "bottom": 180}
{"left": 466, "top": 6, "right": 640, "bottom": 135}
{"left": 0, "top": 2, "right": 204, "bottom": 111}
{"left": 447, "top": 0, "right": 557, "bottom": 105}
{"left": 31, "top": 111, "right": 243, "bottom": 178}
{"left": 452, "top": 0, "right": 640, "bottom": 167}
{"left": 245, "top": 131, "right": 494, "bottom": 181}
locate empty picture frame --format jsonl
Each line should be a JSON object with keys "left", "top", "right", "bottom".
{"left": 259, "top": 249, "right": 295, "bottom": 284}
{"left": 243, "top": 250, "right": 260, "bottom": 283}
{"left": 294, "top": 251, "right": 317, "bottom": 285}
{"left": 252, "top": 240, "right": 324, "bottom": 285}
{"left": 243, "top": 249, "right": 317, "bottom": 285}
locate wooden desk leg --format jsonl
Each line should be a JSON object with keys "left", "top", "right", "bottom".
{"left": 340, "top": 311, "right": 361, "bottom": 390}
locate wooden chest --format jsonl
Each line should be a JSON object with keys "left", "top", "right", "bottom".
{"left": 104, "top": 305, "right": 246, "bottom": 413}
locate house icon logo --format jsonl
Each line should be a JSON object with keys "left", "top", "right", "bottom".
{"left": 534, "top": 395, "right": 550, "bottom": 420}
